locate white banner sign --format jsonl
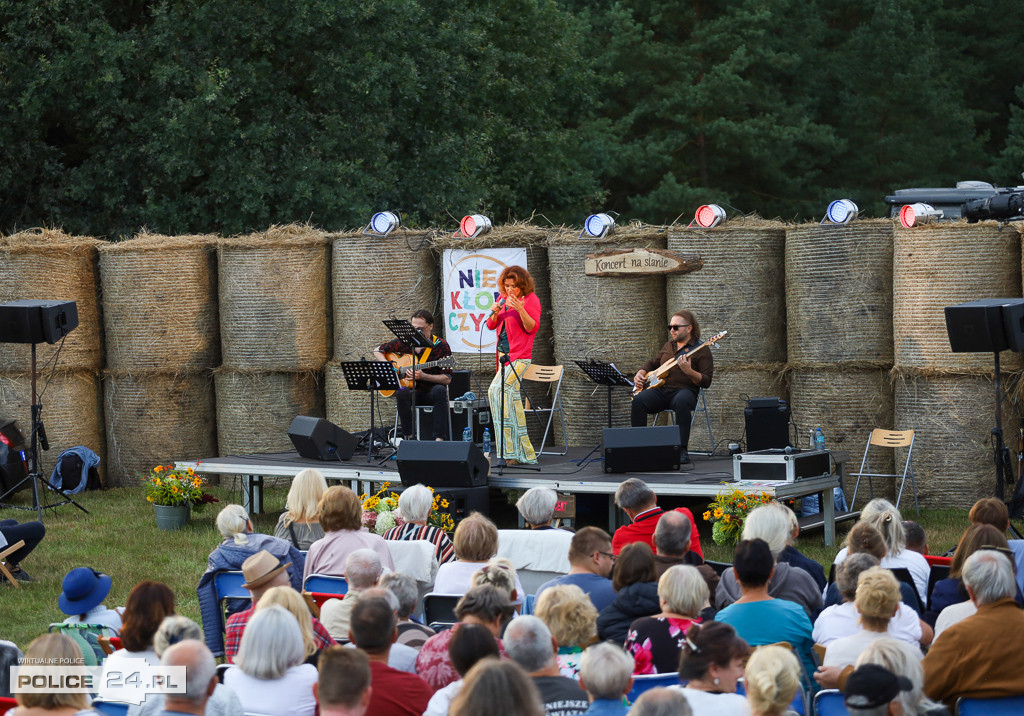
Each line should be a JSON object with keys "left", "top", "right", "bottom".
{"left": 442, "top": 248, "right": 527, "bottom": 353}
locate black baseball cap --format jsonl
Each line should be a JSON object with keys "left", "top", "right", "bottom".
{"left": 844, "top": 664, "right": 913, "bottom": 709}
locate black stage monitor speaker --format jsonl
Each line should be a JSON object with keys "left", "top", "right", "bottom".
{"left": 288, "top": 416, "right": 358, "bottom": 461}
{"left": 396, "top": 440, "right": 489, "bottom": 488}
{"left": 745, "top": 397, "right": 791, "bottom": 452}
{"left": 945, "top": 298, "right": 1024, "bottom": 353}
{"left": 0, "top": 300, "right": 78, "bottom": 344}
{"left": 603, "top": 426, "right": 680, "bottom": 473}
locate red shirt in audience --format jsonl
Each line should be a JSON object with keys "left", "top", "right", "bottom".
{"left": 224, "top": 605, "right": 336, "bottom": 663}
{"left": 612, "top": 506, "right": 703, "bottom": 558}
{"left": 367, "top": 660, "right": 432, "bottom": 716}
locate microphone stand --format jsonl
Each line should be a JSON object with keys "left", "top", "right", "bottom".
{"left": 496, "top": 354, "right": 540, "bottom": 475}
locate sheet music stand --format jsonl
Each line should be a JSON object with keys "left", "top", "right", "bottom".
{"left": 339, "top": 361, "right": 401, "bottom": 462}
{"left": 575, "top": 359, "right": 634, "bottom": 428}
{"left": 383, "top": 319, "right": 433, "bottom": 350}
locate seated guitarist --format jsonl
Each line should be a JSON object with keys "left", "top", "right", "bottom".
{"left": 631, "top": 310, "right": 714, "bottom": 464}
{"left": 373, "top": 309, "right": 453, "bottom": 441}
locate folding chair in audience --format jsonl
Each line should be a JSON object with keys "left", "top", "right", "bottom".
{"left": 303, "top": 573, "right": 349, "bottom": 596}
{"left": 955, "top": 694, "right": 1024, "bottom": 715}
{"left": 91, "top": 701, "right": 130, "bottom": 716}
{"left": 423, "top": 593, "right": 461, "bottom": 630}
{"left": 47, "top": 623, "right": 115, "bottom": 666}
{"left": 813, "top": 689, "right": 849, "bottom": 716}
{"left": 627, "top": 673, "right": 681, "bottom": 704}
{"left": 850, "top": 429, "right": 919, "bottom": 514}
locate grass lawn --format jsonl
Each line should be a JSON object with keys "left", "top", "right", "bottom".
{"left": 1, "top": 480, "right": 1012, "bottom": 651}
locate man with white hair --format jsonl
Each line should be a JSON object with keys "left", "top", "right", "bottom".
{"left": 158, "top": 639, "right": 218, "bottom": 716}
{"left": 504, "top": 615, "right": 589, "bottom": 716}
{"left": 922, "top": 549, "right": 1024, "bottom": 708}
{"left": 612, "top": 478, "right": 703, "bottom": 558}
{"left": 578, "top": 643, "right": 634, "bottom": 715}
{"left": 320, "top": 548, "right": 383, "bottom": 640}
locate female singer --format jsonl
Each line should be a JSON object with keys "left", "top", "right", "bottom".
{"left": 485, "top": 265, "right": 540, "bottom": 465}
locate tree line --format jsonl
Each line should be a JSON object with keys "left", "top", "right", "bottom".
{"left": 2, "top": 0, "right": 1023, "bottom": 239}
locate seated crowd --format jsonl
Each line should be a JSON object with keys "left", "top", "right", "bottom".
{"left": 11, "top": 476, "right": 1024, "bottom": 716}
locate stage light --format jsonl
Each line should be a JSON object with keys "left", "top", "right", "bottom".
{"left": 692, "top": 204, "right": 727, "bottom": 229}
{"left": 962, "top": 192, "right": 1024, "bottom": 223}
{"left": 821, "top": 199, "right": 859, "bottom": 225}
{"left": 899, "top": 203, "right": 943, "bottom": 228}
{"left": 363, "top": 211, "right": 401, "bottom": 237}
{"left": 458, "top": 214, "right": 492, "bottom": 238}
{"left": 580, "top": 212, "right": 616, "bottom": 239}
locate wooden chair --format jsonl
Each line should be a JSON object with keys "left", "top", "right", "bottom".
{"left": 522, "top": 364, "right": 567, "bottom": 455}
{"left": 850, "top": 429, "right": 919, "bottom": 514}
{"left": 0, "top": 540, "right": 25, "bottom": 588}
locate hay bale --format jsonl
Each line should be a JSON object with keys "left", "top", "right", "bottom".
{"left": 103, "top": 372, "right": 216, "bottom": 486}
{"left": 667, "top": 220, "right": 786, "bottom": 366}
{"left": 894, "top": 222, "right": 1021, "bottom": 371}
{"left": 0, "top": 370, "right": 105, "bottom": 482}
{"left": 218, "top": 225, "right": 331, "bottom": 371}
{"left": 215, "top": 371, "right": 324, "bottom": 455}
{"left": 557, "top": 364, "right": 635, "bottom": 448}
{"left": 98, "top": 234, "right": 220, "bottom": 372}
{"left": 325, "top": 361, "right": 383, "bottom": 435}
{"left": 331, "top": 230, "right": 438, "bottom": 359}
{"left": 785, "top": 220, "right": 894, "bottom": 364}
{"left": 893, "top": 373, "right": 1016, "bottom": 508}
{"left": 0, "top": 229, "right": 104, "bottom": 372}
{"left": 684, "top": 367, "right": 788, "bottom": 454}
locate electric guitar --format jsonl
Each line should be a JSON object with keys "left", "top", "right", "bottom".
{"left": 631, "top": 330, "right": 728, "bottom": 397}
{"left": 378, "top": 352, "right": 457, "bottom": 397}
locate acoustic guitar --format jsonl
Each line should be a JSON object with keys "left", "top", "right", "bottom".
{"left": 378, "top": 352, "right": 457, "bottom": 397}
{"left": 631, "top": 330, "right": 728, "bottom": 397}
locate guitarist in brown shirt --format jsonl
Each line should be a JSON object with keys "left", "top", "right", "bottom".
{"left": 631, "top": 310, "right": 715, "bottom": 464}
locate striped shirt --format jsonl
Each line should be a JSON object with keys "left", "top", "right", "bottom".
{"left": 383, "top": 523, "right": 456, "bottom": 565}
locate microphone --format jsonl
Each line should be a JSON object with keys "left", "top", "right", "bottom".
{"left": 499, "top": 354, "right": 511, "bottom": 365}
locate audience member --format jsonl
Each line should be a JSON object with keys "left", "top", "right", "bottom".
{"left": 127, "top": 616, "right": 244, "bottom": 716}
{"left": 470, "top": 557, "right": 519, "bottom": 601}
{"left": 535, "top": 584, "right": 599, "bottom": 679}
{"left": 198, "top": 504, "right": 304, "bottom": 654}
{"left": 536, "top": 527, "right": 617, "bottom": 611}
{"left": 844, "top": 663, "right": 912, "bottom": 716}
{"left": 774, "top": 502, "right": 828, "bottom": 591}
{"left": 518, "top": 487, "right": 570, "bottom": 530}
{"left": 12, "top": 633, "right": 94, "bottom": 714}
{"left": 813, "top": 552, "right": 927, "bottom": 650}
{"left": 315, "top": 646, "right": 372, "bottom": 716}
{"left": 676, "top": 621, "right": 750, "bottom": 714}
{"left": 158, "top": 639, "right": 219, "bottom": 716}
{"left": 903, "top": 520, "right": 928, "bottom": 555}
{"left": 578, "top": 643, "right": 633, "bottom": 716}
{"left": 98, "top": 581, "right": 176, "bottom": 702}
{"left": 824, "top": 567, "right": 920, "bottom": 669}
{"left": 0, "top": 517, "right": 44, "bottom": 582}
{"left": 355, "top": 586, "right": 419, "bottom": 673}
{"left": 348, "top": 595, "right": 432, "bottom": 716}
{"left": 274, "top": 468, "right": 328, "bottom": 550}
{"left": 379, "top": 572, "right": 435, "bottom": 649}
{"left": 449, "top": 659, "right": 545, "bottom": 716}
{"left": 857, "top": 638, "right": 947, "bottom": 716}
{"left": 922, "top": 549, "right": 1024, "bottom": 708}
{"left": 58, "top": 566, "right": 123, "bottom": 632}
{"left": 255, "top": 585, "right": 320, "bottom": 664}
{"left": 832, "top": 499, "right": 929, "bottom": 601}
{"left": 714, "top": 539, "right": 816, "bottom": 682}
{"left": 745, "top": 644, "right": 801, "bottom": 716}
{"left": 968, "top": 497, "right": 1024, "bottom": 594}
{"left": 224, "top": 551, "right": 334, "bottom": 663}
{"left": 304, "top": 485, "right": 396, "bottom": 580}
{"left": 0, "top": 639, "right": 20, "bottom": 699}
{"left": 433, "top": 512, "right": 524, "bottom": 604}
{"left": 629, "top": 688, "right": 693, "bottom": 716}
{"left": 415, "top": 585, "right": 515, "bottom": 691}
{"left": 382, "top": 483, "right": 455, "bottom": 565}
{"left": 596, "top": 542, "right": 660, "bottom": 643}
{"left": 224, "top": 605, "right": 318, "bottom": 716}
{"left": 651, "top": 511, "right": 719, "bottom": 599}
{"left": 319, "top": 548, "right": 383, "bottom": 640}
{"left": 504, "top": 615, "right": 590, "bottom": 716}
{"left": 423, "top": 623, "right": 500, "bottom": 716}
{"left": 825, "top": 521, "right": 923, "bottom": 615}
{"left": 624, "top": 565, "right": 707, "bottom": 675}
{"left": 611, "top": 479, "right": 702, "bottom": 558}
{"left": 717, "top": 504, "right": 822, "bottom": 619}
{"left": 926, "top": 523, "right": 1013, "bottom": 625}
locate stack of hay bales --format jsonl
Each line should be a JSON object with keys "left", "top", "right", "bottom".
{"left": 216, "top": 225, "right": 329, "bottom": 456}
{"left": 432, "top": 224, "right": 557, "bottom": 449}
{"left": 667, "top": 220, "right": 787, "bottom": 453}
{"left": 98, "top": 234, "right": 219, "bottom": 485}
{"left": 550, "top": 227, "right": 668, "bottom": 448}
{"left": 785, "top": 220, "right": 895, "bottom": 486}
{"left": 893, "top": 223, "right": 1021, "bottom": 508}
{"left": 326, "top": 229, "right": 437, "bottom": 434}
{"left": 0, "top": 229, "right": 106, "bottom": 481}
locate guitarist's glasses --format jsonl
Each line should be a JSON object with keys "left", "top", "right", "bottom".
{"left": 668, "top": 324, "right": 689, "bottom": 330}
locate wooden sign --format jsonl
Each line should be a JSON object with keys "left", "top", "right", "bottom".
{"left": 584, "top": 248, "right": 702, "bottom": 277}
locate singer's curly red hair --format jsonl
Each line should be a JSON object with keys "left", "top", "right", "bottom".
{"left": 498, "top": 265, "right": 535, "bottom": 297}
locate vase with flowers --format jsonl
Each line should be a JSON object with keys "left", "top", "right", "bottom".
{"left": 702, "top": 488, "right": 775, "bottom": 545}
{"left": 143, "top": 464, "right": 218, "bottom": 530}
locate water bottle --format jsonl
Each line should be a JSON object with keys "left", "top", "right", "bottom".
{"left": 482, "top": 428, "right": 491, "bottom": 455}
{"left": 462, "top": 426, "right": 472, "bottom": 442}
{"left": 814, "top": 427, "right": 826, "bottom": 451}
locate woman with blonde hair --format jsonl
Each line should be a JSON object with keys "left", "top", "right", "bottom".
{"left": 744, "top": 644, "right": 801, "bottom": 716}
{"left": 274, "top": 468, "right": 328, "bottom": 550}
{"left": 624, "top": 564, "right": 707, "bottom": 674}
{"left": 449, "top": 658, "right": 544, "bottom": 716}
{"left": 433, "top": 513, "right": 525, "bottom": 604}
{"left": 255, "top": 585, "right": 318, "bottom": 663}
{"left": 303, "top": 485, "right": 395, "bottom": 580}
{"left": 534, "top": 584, "right": 598, "bottom": 679}
{"left": 12, "top": 633, "right": 96, "bottom": 715}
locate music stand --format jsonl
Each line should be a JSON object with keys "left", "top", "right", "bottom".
{"left": 383, "top": 318, "right": 436, "bottom": 430}
{"left": 339, "top": 361, "right": 401, "bottom": 463}
{"left": 575, "top": 359, "right": 634, "bottom": 428}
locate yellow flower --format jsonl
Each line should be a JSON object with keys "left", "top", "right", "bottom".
{"left": 713, "top": 508, "right": 723, "bottom": 519}
{"left": 147, "top": 495, "right": 154, "bottom": 502}
{"left": 154, "top": 465, "right": 163, "bottom": 473}
{"left": 703, "top": 511, "right": 711, "bottom": 521}
{"left": 155, "top": 478, "right": 162, "bottom": 487}
{"left": 723, "top": 514, "right": 731, "bottom": 523}
{"left": 187, "top": 467, "right": 195, "bottom": 475}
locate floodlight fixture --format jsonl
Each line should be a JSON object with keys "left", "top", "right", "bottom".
{"left": 580, "top": 212, "right": 617, "bottom": 239}
{"left": 899, "top": 203, "right": 943, "bottom": 228}
{"left": 457, "top": 214, "right": 492, "bottom": 238}
{"left": 821, "top": 199, "right": 859, "bottom": 225}
{"left": 690, "top": 204, "right": 727, "bottom": 229}
{"left": 363, "top": 211, "right": 401, "bottom": 237}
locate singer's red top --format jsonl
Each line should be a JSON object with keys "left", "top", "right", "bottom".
{"left": 487, "top": 292, "right": 541, "bottom": 362}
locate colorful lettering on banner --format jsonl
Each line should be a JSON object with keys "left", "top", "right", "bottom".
{"left": 442, "top": 248, "right": 528, "bottom": 353}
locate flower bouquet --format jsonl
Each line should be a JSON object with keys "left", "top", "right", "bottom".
{"left": 143, "top": 464, "right": 218, "bottom": 513}
{"left": 360, "top": 482, "right": 455, "bottom": 535}
{"left": 702, "top": 489, "right": 774, "bottom": 545}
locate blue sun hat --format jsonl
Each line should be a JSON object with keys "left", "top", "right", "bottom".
{"left": 59, "top": 567, "right": 112, "bottom": 615}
